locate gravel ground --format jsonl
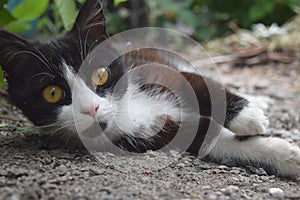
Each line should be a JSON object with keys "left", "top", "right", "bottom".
{"left": 0, "top": 62, "right": 299, "bottom": 200}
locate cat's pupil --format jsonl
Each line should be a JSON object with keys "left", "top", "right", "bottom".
{"left": 50, "top": 88, "right": 55, "bottom": 97}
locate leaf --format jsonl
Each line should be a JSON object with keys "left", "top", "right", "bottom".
{"left": 114, "top": 0, "right": 128, "bottom": 7}
{"left": 287, "top": 0, "right": 300, "bottom": 9}
{"left": 77, "top": 0, "right": 86, "bottom": 4}
{"left": 0, "top": 66, "right": 4, "bottom": 87}
{"left": 54, "top": 0, "right": 78, "bottom": 30}
{"left": 180, "top": 9, "right": 199, "bottom": 27}
{"left": 249, "top": 0, "right": 275, "bottom": 23}
{"left": 6, "top": 20, "right": 31, "bottom": 33}
{"left": 0, "top": 8, "right": 14, "bottom": 26}
{"left": 12, "top": 0, "right": 49, "bottom": 21}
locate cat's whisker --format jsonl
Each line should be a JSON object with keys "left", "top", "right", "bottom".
{"left": 39, "top": 120, "right": 75, "bottom": 132}
{"left": 73, "top": 23, "right": 85, "bottom": 62}
{"left": 29, "top": 72, "right": 55, "bottom": 83}
{"left": 7, "top": 51, "right": 54, "bottom": 73}
{"left": 83, "top": 2, "right": 105, "bottom": 57}
{"left": 33, "top": 47, "right": 54, "bottom": 71}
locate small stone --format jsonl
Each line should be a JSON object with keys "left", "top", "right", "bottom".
{"left": 146, "top": 151, "right": 158, "bottom": 158}
{"left": 89, "top": 167, "right": 105, "bottom": 176}
{"left": 169, "top": 150, "right": 180, "bottom": 157}
{"left": 230, "top": 169, "right": 241, "bottom": 174}
{"left": 217, "top": 165, "right": 228, "bottom": 170}
{"left": 269, "top": 188, "right": 284, "bottom": 198}
{"left": 223, "top": 185, "right": 240, "bottom": 196}
{"left": 10, "top": 195, "right": 20, "bottom": 200}
{"left": 56, "top": 165, "right": 68, "bottom": 176}
{"left": 192, "top": 159, "right": 203, "bottom": 166}
{"left": 190, "top": 193, "right": 204, "bottom": 199}
{"left": 202, "top": 185, "right": 211, "bottom": 190}
{"left": 207, "top": 194, "right": 217, "bottom": 200}
{"left": 177, "top": 163, "right": 185, "bottom": 168}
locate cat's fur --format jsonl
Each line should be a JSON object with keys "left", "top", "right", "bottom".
{"left": 0, "top": 0, "right": 300, "bottom": 178}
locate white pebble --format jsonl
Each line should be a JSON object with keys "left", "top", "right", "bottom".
{"left": 269, "top": 188, "right": 284, "bottom": 198}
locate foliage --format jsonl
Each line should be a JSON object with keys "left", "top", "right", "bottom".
{"left": 0, "top": 0, "right": 49, "bottom": 33}
{"left": 1, "top": 0, "right": 298, "bottom": 42}
{"left": 146, "top": 0, "right": 300, "bottom": 41}
{"left": 54, "top": 0, "right": 78, "bottom": 30}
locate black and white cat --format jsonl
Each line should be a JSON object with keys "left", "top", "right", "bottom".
{"left": 0, "top": 0, "right": 300, "bottom": 178}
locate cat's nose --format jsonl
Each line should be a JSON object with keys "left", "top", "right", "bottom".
{"left": 81, "top": 105, "right": 99, "bottom": 118}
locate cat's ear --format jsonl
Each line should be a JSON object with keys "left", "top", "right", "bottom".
{"left": 0, "top": 29, "right": 29, "bottom": 71}
{"left": 69, "top": 0, "right": 108, "bottom": 51}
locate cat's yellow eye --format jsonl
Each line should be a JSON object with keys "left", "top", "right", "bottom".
{"left": 42, "top": 85, "right": 63, "bottom": 104}
{"left": 91, "top": 67, "right": 109, "bottom": 86}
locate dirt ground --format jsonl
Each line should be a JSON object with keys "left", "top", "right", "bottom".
{"left": 0, "top": 61, "right": 300, "bottom": 200}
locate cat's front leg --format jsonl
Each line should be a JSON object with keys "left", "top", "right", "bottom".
{"left": 225, "top": 91, "right": 269, "bottom": 136}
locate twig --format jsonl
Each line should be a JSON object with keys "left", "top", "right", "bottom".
{"left": 0, "top": 126, "right": 39, "bottom": 133}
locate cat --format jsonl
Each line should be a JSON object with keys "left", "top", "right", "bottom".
{"left": 0, "top": 0, "right": 299, "bottom": 179}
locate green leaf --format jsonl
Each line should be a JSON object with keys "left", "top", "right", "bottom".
{"left": 0, "top": 66, "right": 4, "bottom": 87}
{"left": 114, "top": 0, "right": 128, "bottom": 7}
{"left": 249, "top": 0, "right": 275, "bottom": 23}
{"left": 12, "top": 0, "right": 49, "bottom": 21}
{"left": 287, "top": 0, "right": 300, "bottom": 9}
{"left": 77, "top": 0, "right": 86, "bottom": 4}
{"left": 54, "top": 0, "right": 78, "bottom": 30}
{"left": 6, "top": 20, "right": 31, "bottom": 33}
{"left": 0, "top": 8, "right": 14, "bottom": 26}
{"left": 180, "top": 9, "right": 199, "bottom": 27}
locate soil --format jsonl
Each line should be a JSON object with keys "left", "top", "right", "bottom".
{"left": 0, "top": 62, "right": 299, "bottom": 200}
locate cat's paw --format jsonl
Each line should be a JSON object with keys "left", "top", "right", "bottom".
{"left": 269, "top": 138, "right": 300, "bottom": 178}
{"left": 228, "top": 103, "right": 269, "bottom": 136}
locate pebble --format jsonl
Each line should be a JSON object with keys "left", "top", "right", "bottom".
{"left": 56, "top": 165, "right": 68, "bottom": 176}
{"left": 192, "top": 159, "right": 203, "bottom": 166}
{"left": 89, "top": 167, "right": 105, "bottom": 176}
{"left": 217, "top": 165, "right": 228, "bottom": 170}
{"left": 10, "top": 195, "right": 20, "bottom": 200}
{"left": 269, "top": 188, "right": 284, "bottom": 199}
{"left": 207, "top": 194, "right": 218, "bottom": 200}
{"left": 190, "top": 193, "right": 204, "bottom": 199}
{"left": 202, "top": 185, "right": 211, "bottom": 190}
{"left": 169, "top": 150, "right": 180, "bottom": 158}
{"left": 222, "top": 185, "right": 240, "bottom": 196}
{"left": 177, "top": 163, "right": 185, "bottom": 168}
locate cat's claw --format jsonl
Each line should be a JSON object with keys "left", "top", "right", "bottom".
{"left": 228, "top": 104, "right": 269, "bottom": 136}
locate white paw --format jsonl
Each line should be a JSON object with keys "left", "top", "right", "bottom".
{"left": 228, "top": 104, "right": 269, "bottom": 136}
{"left": 268, "top": 138, "right": 300, "bottom": 178}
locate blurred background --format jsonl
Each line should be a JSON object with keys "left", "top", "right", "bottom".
{"left": 0, "top": 0, "right": 299, "bottom": 41}
{"left": 1, "top": 0, "right": 300, "bottom": 86}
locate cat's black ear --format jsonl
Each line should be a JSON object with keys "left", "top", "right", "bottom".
{"left": 69, "top": 0, "right": 108, "bottom": 51}
{"left": 0, "top": 29, "right": 29, "bottom": 71}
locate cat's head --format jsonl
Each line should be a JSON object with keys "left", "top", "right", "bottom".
{"left": 0, "top": 0, "right": 126, "bottom": 138}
